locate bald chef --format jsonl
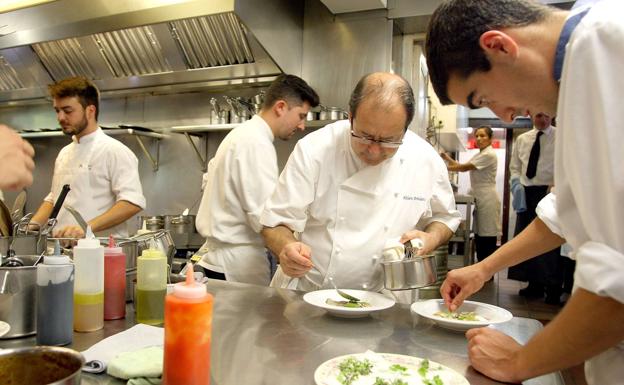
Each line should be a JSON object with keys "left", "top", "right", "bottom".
{"left": 31, "top": 76, "right": 145, "bottom": 238}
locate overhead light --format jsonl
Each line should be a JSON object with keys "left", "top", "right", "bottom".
{"left": 0, "top": 0, "right": 56, "bottom": 13}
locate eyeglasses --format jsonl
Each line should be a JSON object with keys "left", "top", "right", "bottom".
{"left": 350, "top": 129, "right": 403, "bottom": 149}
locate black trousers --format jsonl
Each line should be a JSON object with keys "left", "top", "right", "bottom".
{"left": 475, "top": 235, "right": 498, "bottom": 262}
{"left": 507, "top": 185, "right": 562, "bottom": 292}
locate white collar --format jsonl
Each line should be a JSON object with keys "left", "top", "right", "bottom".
{"left": 252, "top": 115, "right": 274, "bottom": 142}
{"left": 534, "top": 126, "right": 554, "bottom": 136}
{"left": 72, "top": 127, "right": 103, "bottom": 145}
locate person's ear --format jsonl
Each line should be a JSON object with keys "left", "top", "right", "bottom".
{"left": 86, "top": 105, "right": 97, "bottom": 121}
{"left": 273, "top": 100, "right": 287, "bottom": 117}
{"left": 479, "top": 30, "right": 519, "bottom": 63}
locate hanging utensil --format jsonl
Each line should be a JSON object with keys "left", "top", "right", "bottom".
{"left": 10, "top": 191, "right": 27, "bottom": 223}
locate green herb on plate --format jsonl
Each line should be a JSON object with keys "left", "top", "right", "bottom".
{"left": 337, "top": 357, "right": 373, "bottom": 385}
{"left": 326, "top": 298, "right": 371, "bottom": 308}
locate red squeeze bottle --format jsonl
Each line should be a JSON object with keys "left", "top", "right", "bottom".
{"left": 104, "top": 235, "right": 126, "bottom": 320}
{"left": 163, "top": 263, "right": 213, "bottom": 385}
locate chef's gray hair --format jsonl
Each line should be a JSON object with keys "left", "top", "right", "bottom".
{"left": 348, "top": 73, "right": 415, "bottom": 131}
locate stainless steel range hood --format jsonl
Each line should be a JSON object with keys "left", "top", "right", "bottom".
{"left": 0, "top": 0, "right": 304, "bottom": 103}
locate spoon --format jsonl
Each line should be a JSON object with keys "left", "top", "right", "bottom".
{"left": 328, "top": 276, "right": 361, "bottom": 302}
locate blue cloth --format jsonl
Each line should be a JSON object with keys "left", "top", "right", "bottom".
{"left": 511, "top": 177, "right": 527, "bottom": 213}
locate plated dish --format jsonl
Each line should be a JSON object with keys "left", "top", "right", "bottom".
{"left": 411, "top": 299, "right": 513, "bottom": 331}
{"left": 303, "top": 289, "right": 395, "bottom": 318}
{"left": 314, "top": 351, "right": 469, "bottom": 385}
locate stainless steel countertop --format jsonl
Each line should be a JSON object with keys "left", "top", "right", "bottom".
{"left": 0, "top": 279, "right": 564, "bottom": 385}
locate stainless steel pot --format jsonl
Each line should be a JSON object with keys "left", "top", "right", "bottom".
{"left": 328, "top": 107, "right": 347, "bottom": 120}
{"left": 306, "top": 111, "right": 317, "bottom": 121}
{"left": 128, "top": 230, "right": 176, "bottom": 266}
{"left": 140, "top": 216, "right": 164, "bottom": 231}
{"left": 0, "top": 255, "right": 39, "bottom": 338}
{"left": 0, "top": 346, "right": 84, "bottom": 384}
{"left": 166, "top": 214, "right": 196, "bottom": 235}
{"left": 0, "top": 234, "right": 46, "bottom": 257}
{"left": 380, "top": 255, "right": 437, "bottom": 291}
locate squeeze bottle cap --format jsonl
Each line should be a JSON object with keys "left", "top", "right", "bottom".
{"left": 105, "top": 234, "right": 123, "bottom": 255}
{"left": 76, "top": 226, "right": 100, "bottom": 248}
{"left": 173, "top": 262, "right": 206, "bottom": 299}
{"left": 43, "top": 240, "right": 71, "bottom": 265}
{"left": 136, "top": 220, "right": 151, "bottom": 236}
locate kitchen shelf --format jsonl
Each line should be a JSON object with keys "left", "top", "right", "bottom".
{"left": 19, "top": 128, "right": 167, "bottom": 172}
{"left": 170, "top": 124, "right": 238, "bottom": 134}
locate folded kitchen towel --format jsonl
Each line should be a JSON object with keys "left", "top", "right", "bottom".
{"left": 107, "top": 346, "right": 163, "bottom": 381}
{"left": 82, "top": 324, "right": 164, "bottom": 369}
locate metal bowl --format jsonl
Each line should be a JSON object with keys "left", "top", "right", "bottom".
{"left": 0, "top": 346, "right": 84, "bottom": 384}
{"left": 380, "top": 255, "right": 437, "bottom": 291}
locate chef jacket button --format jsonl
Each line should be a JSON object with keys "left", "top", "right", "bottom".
{"left": 384, "top": 225, "right": 389, "bottom": 231}
{"left": 394, "top": 192, "right": 398, "bottom": 198}
{"left": 339, "top": 216, "right": 345, "bottom": 222}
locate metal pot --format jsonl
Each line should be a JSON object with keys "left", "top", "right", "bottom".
{"left": 328, "top": 107, "right": 347, "bottom": 120}
{"left": 306, "top": 111, "right": 317, "bottom": 121}
{"left": 252, "top": 91, "right": 265, "bottom": 105}
{"left": 0, "top": 255, "right": 39, "bottom": 338}
{"left": 128, "top": 230, "right": 176, "bottom": 266}
{"left": 0, "top": 234, "right": 46, "bottom": 257}
{"left": 166, "top": 214, "right": 196, "bottom": 235}
{"left": 380, "top": 255, "right": 437, "bottom": 291}
{"left": 0, "top": 346, "right": 84, "bottom": 384}
{"left": 140, "top": 216, "right": 164, "bottom": 231}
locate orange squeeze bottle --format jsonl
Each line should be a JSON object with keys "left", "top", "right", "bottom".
{"left": 163, "top": 263, "right": 213, "bottom": 385}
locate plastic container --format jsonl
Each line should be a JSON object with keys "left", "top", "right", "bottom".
{"left": 36, "top": 241, "right": 74, "bottom": 346}
{"left": 163, "top": 263, "right": 213, "bottom": 385}
{"left": 136, "top": 242, "right": 167, "bottom": 325}
{"left": 73, "top": 227, "right": 104, "bottom": 332}
{"left": 104, "top": 235, "right": 126, "bottom": 320}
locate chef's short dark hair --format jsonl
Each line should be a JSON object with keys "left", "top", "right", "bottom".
{"left": 426, "top": 0, "right": 552, "bottom": 105}
{"left": 262, "top": 74, "right": 319, "bottom": 110}
{"left": 48, "top": 76, "right": 100, "bottom": 120}
{"left": 349, "top": 73, "right": 415, "bottom": 131}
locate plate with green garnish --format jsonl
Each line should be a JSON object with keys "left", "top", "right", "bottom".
{"left": 314, "top": 351, "right": 468, "bottom": 385}
{"left": 411, "top": 299, "right": 512, "bottom": 331}
{"left": 303, "top": 289, "right": 395, "bottom": 318}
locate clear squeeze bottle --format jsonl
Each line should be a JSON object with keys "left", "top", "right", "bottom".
{"left": 104, "top": 235, "right": 126, "bottom": 320}
{"left": 136, "top": 241, "right": 167, "bottom": 325}
{"left": 163, "top": 263, "right": 213, "bottom": 385}
{"left": 36, "top": 241, "right": 74, "bottom": 346}
{"left": 73, "top": 226, "right": 104, "bottom": 332}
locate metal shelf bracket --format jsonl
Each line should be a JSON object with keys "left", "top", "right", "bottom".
{"left": 184, "top": 132, "right": 207, "bottom": 172}
{"left": 134, "top": 134, "right": 161, "bottom": 172}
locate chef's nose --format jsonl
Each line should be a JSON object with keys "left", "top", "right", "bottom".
{"left": 297, "top": 120, "right": 305, "bottom": 131}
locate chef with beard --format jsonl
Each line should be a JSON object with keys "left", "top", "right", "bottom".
{"left": 31, "top": 76, "right": 145, "bottom": 238}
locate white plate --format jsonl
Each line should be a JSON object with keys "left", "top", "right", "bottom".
{"left": 411, "top": 299, "right": 513, "bottom": 331}
{"left": 303, "top": 289, "right": 395, "bottom": 318}
{"left": 0, "top": 320, "right": 10, "bottom": 337}
{"left": 314, "top": 351, "right": 469, "bottom": 385}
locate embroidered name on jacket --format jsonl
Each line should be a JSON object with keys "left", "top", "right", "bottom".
{"left": 403, "top": 196, "right": 425, "bottom": 201}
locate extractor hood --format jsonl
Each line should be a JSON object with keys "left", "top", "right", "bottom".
{"left": 0, "top": 0, "right": 304, "bottom": 103}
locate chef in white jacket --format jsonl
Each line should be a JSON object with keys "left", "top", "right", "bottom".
{"left": 194, "top": 74, "right": 319, "bottom": 285}
{"left": 427, "top": 0, "right": 624, "bottom": 383}
{"left": 261, "top": 72, "right": 461, "bottom": 293}
{"left": 31, "top": 77, "right": 145, "bottom": 238}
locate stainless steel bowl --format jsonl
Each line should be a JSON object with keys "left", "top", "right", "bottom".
{"left": 0, "top": 346, "right": 84, "bottom": 384}
{"left": 380, "top": 255, "right": 437, "bottom": 291}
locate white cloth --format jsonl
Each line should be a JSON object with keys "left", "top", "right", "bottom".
{"left": 44, "top": 128, "right": 145, "bottom": 238}
{"left": 260, "top": 120, "right": 461, "bottom": 292}
{"left": 468, "top": 145, "right": 501, "bottom": 236}
{"left": 536, "top": 1, "right": 624, "bottom": 383}
{"left": 195, "top": 115, "right": 276, "bottom": 285}
{"left": 82, "top": 324, "right": 163, "bottom": 366}
{"left": 509, "top": 126, "right": 555, "bottom": 186}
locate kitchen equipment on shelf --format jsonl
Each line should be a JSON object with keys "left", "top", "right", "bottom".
{"left": 252, "top": 90, "right": 265, "bottom": 105}
{"left": 0, "top": 346, "right": 85, "bottom": 385}
{"left": 209, "top": 97, "right": 221, "bottom": 124}
{"left": 0, "top": 254, "right": 40, "bottom": 338}
{"left": 380, "top": 238, "right": 436, "bottom": 291}
{"left": 167, "top": 214, "right": 196, "bottom": 235}
{"left": 306, "top": 110, "right": 317, "bottom": 121}
{"left": 318, "top": 105, "right": 328, "bottom": 121}
{"left": 328, "top": 106, "right": 347, "bottom": 120}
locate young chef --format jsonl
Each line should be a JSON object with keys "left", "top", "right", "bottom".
{"left": 426, "top": 0, "right": 624, "bottom": 383}
{"left": 261, "top": 72, "right": 461, "bottom": 295}
{"left": 31, "top": 76, "right": 146, "bottom": 238}
{"left": 194, "top": 74, "right": 319, "bottom": 285}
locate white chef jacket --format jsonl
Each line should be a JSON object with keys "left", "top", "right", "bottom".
{"left": 509, "top": 126, "right": 555, "bottom": 186}
{"left": 468, "top": 145, "right": 501, "bottom": 236}
{"left": 44, "top": 128, "right": 145, "bottom": 238}
{"left": 195, "top": 115, "right": 276, "bottom": 284}
{"left": 260, "top": 120, "right": 461, "bottom": 292}
{"left": 536, "top": 1, "right": 624, "bottom": 383}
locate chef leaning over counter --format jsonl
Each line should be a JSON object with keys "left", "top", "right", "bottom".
{"left": 261, "top": 72, "right": 461, "bottom": 297}
{"left": 426, "top": 0, "right": 624, "bottom": 384}
{"left": 30, "top": 77, "right": 146, "bottom": 238}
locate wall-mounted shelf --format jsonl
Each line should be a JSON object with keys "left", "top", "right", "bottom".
{"left": 170, "top": 124, "right": 238, "bottom": 134}
{"left": 19, "top": 128, "right": 167, "bottom": 172}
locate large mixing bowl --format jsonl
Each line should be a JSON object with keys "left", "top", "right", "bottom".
{"left": 380, "top": 254, "right": 437, "bottom": 291}
{"left": 0, "top": 346, "right": 84, "bottom": 384}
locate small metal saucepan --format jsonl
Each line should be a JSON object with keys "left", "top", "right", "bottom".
{"left": 0, "top": 346, "right": 84, "bottom": 384}
{"left": 380, "top": 239, "right": 436, "bottom": 290}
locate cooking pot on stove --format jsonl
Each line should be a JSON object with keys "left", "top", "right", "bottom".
{"left": 0, "top": 346, "right": 84, "bottom": 384}
{"left": 165, "top": 214, "right": 196, "bottom": 235}
{"left": 140, "top": 216, "right": 164, "bottom": 231}
{"left": 0, "top": 255, "right": 39, "bottom": 339}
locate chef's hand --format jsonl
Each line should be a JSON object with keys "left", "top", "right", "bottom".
{"left": 440, "top": 263, "right": 491, "bottom": 311}
{"left": 53, "top": 225, "right": 86, "bottom": 247}
{"left": 0, "top": 125, "right": 35, "bottom": 191}
{"left": 399, "top": 230, "right": 436, "bottom": 256}
{"left": 279, "top": 242, "right": 313, "bottom": 278}
{"left": 440, "top": 152, "right": 453, "bottom": 162}
{"left": 466, "top": 327, "right": 523, "bottom": 384}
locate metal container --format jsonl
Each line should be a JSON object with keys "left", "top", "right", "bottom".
{"left": 416, "top": 244, "right": 449, "bottom": 299}
{"left": 306, "top": 110, "right": 317, "bottom": 121}
{"left": 0, "top": 235, "right": 46, "bottom": 257}
{"left": 380, "top": 254, "right": 437, "bottom": 291}
{"left": 0, "top": 255, "right": 39, "bottom": 338}
{"left": 130, "top": 230, "right": 176, "bottom": 267}
{"left": 0, "top": 346, "right": 84, "bottom": 384}
{"left": 140, "top": 216, "right": 164, "bottom": 231}
{"left": 328, "top": 107, "right": 346, "bottom": 120}
{"left": 166, "top": 214, "right": 196, "bottom": 235}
